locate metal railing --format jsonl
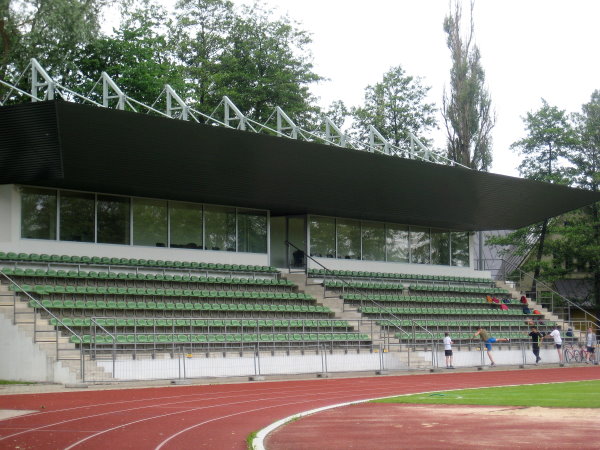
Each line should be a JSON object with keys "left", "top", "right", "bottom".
{"left": 285, "top": 240, "right": 435, "bottom": 361}
{"left": 0, "top": 269, "right": 85, "bottom": 376}
{"left": 480, "top": 258, "right": 599, "bottom": 326}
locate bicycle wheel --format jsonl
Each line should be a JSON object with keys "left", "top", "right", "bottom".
{"left": 573, "top": 350, "right": 583, "bottom": 363}
{"left": 564, "top": 348, "right": 576, "bottom": 363}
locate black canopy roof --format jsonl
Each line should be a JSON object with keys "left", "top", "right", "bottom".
{"left": 1, "top": 100, "right": 599, "bottom": 231}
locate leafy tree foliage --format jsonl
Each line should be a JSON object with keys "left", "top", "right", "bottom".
{"left": 442, "top": 1, "right": 494, "bottom": 170}
{"left": 214, "top": 3, "right": 321, "bottom": 124}
{"left": 1, "top": 0, "right": 114, "bottom": 88}
{"left": 75, "top": 0, "right": 184, "bottom": 105}
{"left": 173, "top": 0, "right": 234, "bottom": 108}
{"left": 351, "top": 65, "right": 436, "bottom": 153}
{"left": 488, "top": 100, "right": 576, "bottom": 291}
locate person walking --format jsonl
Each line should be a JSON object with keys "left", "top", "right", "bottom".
{"left": 473, "top": 326, "right": 510, "bottom": 367}
{"left": 585, "top": 327, "right": 596, "bottom": 364}
{"left": 543, "top": 325, "right": 564, "bottom": 366}
{"left": 443, "top": 332, "right": 455, "bottom": 369}
{"left": 527, "top": 326, "right": 544, "bottom": 364}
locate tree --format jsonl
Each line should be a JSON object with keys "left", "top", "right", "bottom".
{"left": 442, "top": 1, "right": 494, "bottom": 170}
{"left": 1, "top": 0, "right": 115, "bottom": 91}
{"left": 488, "top": 100, "right": 576, "bottom": 293}
{"left": 172, "top": 0, "right": 235, "bottom": 110}
{"left": 214, "top": 3, "right": 322, "bottom": 124}
{"left": 551, "top": 91, "right": 600, "bottom": 309}
{"left": 75, "top": 0, "right": 184, "bottom": 106}
{"left": 351, "top": 66, "right": 436, "bottom": 154}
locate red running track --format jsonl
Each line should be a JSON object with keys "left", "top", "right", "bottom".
{"left": 0, "top": 366, "right": 598, "bottom": 449}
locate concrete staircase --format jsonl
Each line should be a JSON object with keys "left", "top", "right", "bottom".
{"left": 283, "top": 272, "right": 432, "bottom": 369}
{"left": 495, "top": 280, "right": 568, "bottom": 329}
{"left": 0, "top": 284, "right": 113, "bottom": 383}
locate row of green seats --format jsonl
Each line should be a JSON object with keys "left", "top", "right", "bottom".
{"left": 1, "top": 267, "right": 290, "bottom": 286}
{"left": 0, "top": 252, "right": 277, "bottom": 273}
{"left": 396, "top": 331, "right": 525, "bottom": 340}
{"left": 13, "top": 284, "right": 313, "bottom": 301}
{"left": 343, "top": 294, "right": 485, "bottom": 304}
{"left": 31, "top": 299, "right": 331, "bottom": 313}
{"left": 70, "top": 332, "right": 370, "bottom": 344}
{"left": 50, "top": 317, "right": 349, "bottom": 328}
{"left": 378, "top": 319, "right": 553, "bottom": 328}
{"left": 409, "top": 284, "right": 509, "bottom": 295}
{"left": 360, "top": 306, "right": 521, "bottom": 316}
{"left": 308, "top": 268, "right": 492, "bottom": 284}
{"left": 324, "top": 280, "right": 404, "bottom": 290}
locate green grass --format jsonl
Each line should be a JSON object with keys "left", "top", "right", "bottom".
{"left": 373, "top": 380, "right": 600, "bottom": 408}
{"left": 0, "top": 380, "right": 36, "bottom": 385}
{"left": 246, "top": 430, "right": 258, "bottom": 449}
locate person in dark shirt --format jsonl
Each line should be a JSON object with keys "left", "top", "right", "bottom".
{"left": 528, "top": 326, "right": 544, "bottom": 364}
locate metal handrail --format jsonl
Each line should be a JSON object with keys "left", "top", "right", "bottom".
{"left": 284, "top": 240, "right": 431, "bottom": 349}
{"left": 481, "top": 258, "right": 599, "bottom": 324}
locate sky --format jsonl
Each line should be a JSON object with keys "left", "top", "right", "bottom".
{"left": 231, "top": 0, "right": 600, "bottom": 177}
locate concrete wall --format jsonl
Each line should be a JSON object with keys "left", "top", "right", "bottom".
{"left": 0, "top": 313, "right": 76, "bottom": 383}
{"left": 309, "top": 256, "right": 491, "bottom": 279}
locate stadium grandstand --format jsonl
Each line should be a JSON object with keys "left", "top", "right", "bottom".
{"left": 1, "top": 60, "right": 599, "bottom": 383}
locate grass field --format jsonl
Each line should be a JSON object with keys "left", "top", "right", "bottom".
{"left": 373, "top": 380, "right": 600, "bottom": 408}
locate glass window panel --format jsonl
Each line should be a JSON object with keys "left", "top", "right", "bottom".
{"left": 60, "top": 191, "right": 94, "bottom": 242}
{"left": 386, "top": 224, "right": 409, "bottom": 263}
{"left": 205, "top": 205, "right": 236, "bottom": 251}
{"left": 410, "top": 226, "right": 430, "bottom": 264}
{"left": 451, "top": 232, "right": 470, "bottom": 267}
{"left": 238, "top": 210, "right": 267, "bottom": 253}
{"left": 170, "top": 202, "right": 203, "bottom": 249}
{"left": 309, "top": 216, "right": 336, "bottom": 258}
{"left": 21, "top": 187, "right": 57, "bottom": 240}
{"left": 337, "top": 219, "right": 360, "bottom": 260}
{"left": 97, "top": 195, "right": 130, "bottom": 245}
{"left": 362, "top": 221, "right": 385, "bottom": 261}
{"left": 431, "top": 230, "right": 450, "bottom": 265}
{"left": 132, "top": 198, "right": 167, "bottom": 247}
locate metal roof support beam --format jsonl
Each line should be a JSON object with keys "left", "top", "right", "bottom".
{"left": 324, "top": 117, "right": 346, "bottom": 147}
{"left": 369, "top": 125, "right": 391, "bottom": 155}
{"left": 223, "top": 96, "right": 246, "bottom": 130}
{"left": 276, "top": 106, "right": 298, "bottom": 139}
{"left": 165, "top": 85, "right": 189, "bottom": 120}
{"left": 409, "top": 133, "right": 430, "bottom": 161}
{"left": 31, "top": 58, "right": 55, "bottom": 102}
{"left": 102, "top": 72, "right": 126, "bottom": 110}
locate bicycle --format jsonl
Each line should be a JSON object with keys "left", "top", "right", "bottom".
{"left": 562, "top": 343, "right": 581, "bottom": 363}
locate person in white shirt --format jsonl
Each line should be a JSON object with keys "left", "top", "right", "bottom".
{"left": 443, "top": 332, "right": 454, "bottom": 369}
{"left": 543, "top": 325, "right": 564, "bottom": 366}
{"left": 585, "top": 327, "right": 596, "bottom": 364}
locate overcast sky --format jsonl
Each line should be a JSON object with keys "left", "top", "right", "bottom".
{"left": 233, "top": 0, "right": 600, "bottom": 177}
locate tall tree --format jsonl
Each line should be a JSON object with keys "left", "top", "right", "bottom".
{"left": 214, "top": 3, "right": 322, "bottom": 124}
{"left": 351, "top": 65, "right": 437, "bottom": 154}
{"left": 172, "top": 0, "right": 234, "bottom": 110}
{"left": 1, "top": 0, "right": 115, "bottom": 89}
{"left": 75, "top": 0, "right": 184, "bottom": 106}
{"left": 442, "top": 1, "right": 494, "bottom": 170}
{"left": 489, "top": 100, "right": 576, "bottom": 292}
{"left": 554, "top": 91, "right": 600, "bottom": 309}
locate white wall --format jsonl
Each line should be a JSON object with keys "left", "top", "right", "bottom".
{"left": 0, "top": 313, "right": 76, "bottom": 383}
{"left": 309, "top": 257, "right": 491, "bottom": 278}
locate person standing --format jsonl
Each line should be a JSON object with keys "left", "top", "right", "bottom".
{"left": 585, "top": 327, "right": 596, "bottom": 364}
{"left": 528, "top": 326, "right": 544, "bottom": 364}
{"left": 473, "top": 326, "right": 510, "bottom": 367}
{"left": 543, "top": 325, "right": 564, "bottom": 366}
{"left": 443, "top": 332, "right": 455, "bottom": 369}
